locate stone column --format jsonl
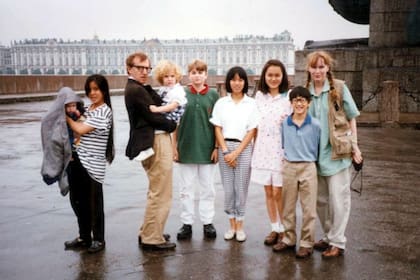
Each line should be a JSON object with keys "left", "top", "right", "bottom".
{"left": 216, "top": 81, "right": 226, "bottom": 97}
{"left": 378, "top": 80, "right": 399, "bottom": 125}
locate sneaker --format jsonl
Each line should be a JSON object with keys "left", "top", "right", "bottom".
{"left": 203, "top": 224, "right": 217, "bottom": 239}
{"left": 176, "top": 224, "right": 192, "bottom": 240}
{"left": 272, "top": 241, "right": 296, "bottom": 252}
{"left": 224, "top": 229, "right": 235, "bottom": 240}
{"left": 296, "top": 247, "right": 313, "bottom": 259}
{"left": 264, "top": 231, "right": 279, "bottom": 246}
{"left": 236, "top": 230, "right": 247, "bottom": 242}
{"left": 322, "top": 246, "right": 344, "bottom": 258}
{"left": 314, "top": 239, "right": 329, "bottom": 251}
{"left": 64, "top": 237, "right": 91, "bottom": 250}
{"left": 87, "top": 241, "right": 105, "bottom": 254}
{"left": 134, "top": 147, "right": 155, "bottom": 162}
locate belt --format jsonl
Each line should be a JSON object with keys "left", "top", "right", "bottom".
{"left": 224, "top": 138, "right": 241, "bottom": 143}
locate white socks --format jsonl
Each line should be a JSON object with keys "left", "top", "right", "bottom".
{"left": 271, "top": 222, "right": 285, "bottom": 233}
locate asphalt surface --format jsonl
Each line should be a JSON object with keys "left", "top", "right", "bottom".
{"left": 0, "top": 96, "right": 419, "bottom": 280}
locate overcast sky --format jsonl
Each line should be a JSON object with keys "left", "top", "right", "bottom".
{"left": 0, "top": 0, "right": 369, "bottom": 49}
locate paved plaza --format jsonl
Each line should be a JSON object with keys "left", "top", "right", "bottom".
{"left": 0, "top": 96, "right": 419, "bottom": 279}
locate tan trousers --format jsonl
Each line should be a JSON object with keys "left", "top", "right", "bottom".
{"left": 139, "top": 133, "right": 173, "bottom": 244}
{"left": 281, "top": 161, "right": 318, "bottom": 248}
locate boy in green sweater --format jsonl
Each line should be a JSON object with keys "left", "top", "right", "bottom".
{"left": 173, "top": 59, "right": 219, "bottom": 240}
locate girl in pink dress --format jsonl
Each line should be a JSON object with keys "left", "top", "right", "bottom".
{"left": 251, "top": 59, "right": 292, "bottom": 247}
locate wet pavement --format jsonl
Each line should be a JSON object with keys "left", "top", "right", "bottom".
{"left": 0, "top": 96, "right": 419, "bottom": 280}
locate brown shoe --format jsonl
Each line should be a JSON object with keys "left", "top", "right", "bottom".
{"left": 296, "top": 247, "right": 313, "bottom": 259}
{"left": 314, "top": 239, "right": 329, "bottom": 251}
{"left": 272, "top": 241, "right": 295, "bottom": 252}
{"left": 322, "top": 246, "right": 344, "bottom": 258}
{"left": 264, "top": 231, "right": 279, "bottom": 246}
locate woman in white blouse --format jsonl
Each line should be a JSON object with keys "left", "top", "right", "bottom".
{"left": 210, "top": 66, "right": 258, "bottom": 242}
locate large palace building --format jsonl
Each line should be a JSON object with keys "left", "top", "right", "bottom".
{"left": 0, "top": 31, "right": 295, "bottom": 75}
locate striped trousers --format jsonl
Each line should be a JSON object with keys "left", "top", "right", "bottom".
{"left": 218, "top": 141, "right": 252, "bottom": 221}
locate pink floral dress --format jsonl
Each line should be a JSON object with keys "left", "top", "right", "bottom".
{"left": 251, "top": 91, "right": 291, "bottom": 175}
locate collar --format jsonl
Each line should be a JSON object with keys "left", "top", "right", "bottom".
{"left": 309, "top": 80, "right": 330, "bottom": 96}
{"left": 227, "top": 93, "right": 251, "bottom": 103}
{"left": 190, "top": 84, "right": 209, "bottom": 95}
{"left": 287, "top": 113, "right": 312, "bottom": 127}
{"left": 128, "top": 76, "right": 149, "bottom": 86}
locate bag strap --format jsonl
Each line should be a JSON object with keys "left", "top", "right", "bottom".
{"left": 350, "top": 168, "right": 363, "bottom": 196}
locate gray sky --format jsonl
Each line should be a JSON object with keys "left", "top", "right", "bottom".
{"left": 0, "top": 0, "right": 369, "bottom": 49}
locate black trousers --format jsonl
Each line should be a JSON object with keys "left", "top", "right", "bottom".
{"left": 67, "top": 152, "right": 105, "bottom": 242}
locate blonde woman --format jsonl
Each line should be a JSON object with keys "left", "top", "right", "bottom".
{"left": 305, "top": 51, "right": 362, "bottom": 258}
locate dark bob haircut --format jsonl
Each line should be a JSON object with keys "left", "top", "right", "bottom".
{"left": 84, "top": 74, "right": 115, "bottom": 164}
{"left": 289, "top": 86, "right": 312, "bottom": 102}
{"left": 258, "top": 59, "right": 289, "bottom": 94}
{"left": 225, "top": 66, "right": 249, "bottom": 94}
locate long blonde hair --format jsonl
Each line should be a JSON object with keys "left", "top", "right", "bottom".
{"left": 305, "top": 51, "right": 340, "bottom": 103}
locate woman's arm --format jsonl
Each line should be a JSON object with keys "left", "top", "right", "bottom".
{"left": 66, "top": 116, "right": 95, "bottom": 135}
{"left": 349, "top": 118, "right": 363, "bottom": 163}
{"left": 223, "top": 128, "right": 256, "bottom": 167}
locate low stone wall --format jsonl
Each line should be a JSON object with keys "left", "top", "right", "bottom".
{"left": 0, "top": 75, "right": 263, "bottom": 95}
{"left": 295, "top": 47, "right": 420, "bottom": 114}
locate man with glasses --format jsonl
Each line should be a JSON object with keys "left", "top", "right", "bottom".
{"left": 124, "top": 52, "right": 177, "bottom": 251}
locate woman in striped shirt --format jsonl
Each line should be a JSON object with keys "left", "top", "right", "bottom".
{"left": 65, "top": 74, "right": 115, "bottom": 253}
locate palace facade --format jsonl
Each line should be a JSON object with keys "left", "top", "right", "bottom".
{"left": 1, "top": 31, "right": 295, "bottom": 75}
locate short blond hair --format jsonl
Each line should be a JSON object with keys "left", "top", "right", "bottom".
{"left": 187, "top": 59, "right": 207, "bottom": 73}
{"left": 153, "top": 60, "right": 183, "bottom": 85}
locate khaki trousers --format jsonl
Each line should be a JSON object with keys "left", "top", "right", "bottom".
{"left": 139, "top": 133, "right": 173, "bottom": 244}
{"left": 317, "top": 167, "right": 351, "bottom": 249}
{"left": 281, "top": 161, "right": 318, "bottom": 248}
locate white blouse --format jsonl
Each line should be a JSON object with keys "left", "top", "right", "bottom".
{"left": 210, "top": 94, "right": 259, "bottom": 140}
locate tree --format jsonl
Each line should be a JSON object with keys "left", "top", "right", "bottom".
{"left": 58, "top": 68, "right": 68, "bottom": 74}
{"left": 246, "top": 68, "right": 255, "bottom": 75}
{"left": 208, "top": 69, "right": 217, "bottom": 75}
{"left": 5, "top": 68, "right": 15, "bottom": 74}
{"left": 32, "top": 69, "right": 42, "bottom": 74}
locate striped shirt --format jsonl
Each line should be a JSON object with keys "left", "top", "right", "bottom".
{"left": 77, "top": 103, "right": 112, "bottom": 183}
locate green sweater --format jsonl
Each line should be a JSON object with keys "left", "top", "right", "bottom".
{"left": 177, "top": 85, "right": 219, "bottom": 163}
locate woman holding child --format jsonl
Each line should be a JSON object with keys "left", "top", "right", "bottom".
{"left": 65, "top": 74, "right": 115, "bottom": 254}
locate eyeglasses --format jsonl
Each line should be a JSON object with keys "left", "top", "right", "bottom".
{"left": 132, "top": 65, "right": 153, "bottom": 73}
{"left": 292, "top": 97, "right": 308, "bottom": 104}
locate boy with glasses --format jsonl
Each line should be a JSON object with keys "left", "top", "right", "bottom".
{"left": 273, "top": 86, "right": 321, "bottom": 259}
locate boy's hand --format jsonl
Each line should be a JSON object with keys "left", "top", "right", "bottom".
{"left": 211, "top": 149, "right": 218, "bottom": 163}
{"left": 172, "top": 147, "right": 179, "bottom": 162}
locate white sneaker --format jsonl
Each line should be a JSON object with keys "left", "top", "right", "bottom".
{"left": 236, "top": 230, "right": 246, "bottom": 242}
{"left": 134, "top": 147, "right": 155, "bottom": 162}
{"left": 224, "top": 230, "right": 235, "bottom": 240}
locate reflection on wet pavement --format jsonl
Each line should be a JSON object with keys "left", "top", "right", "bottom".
{"left": 0, "top": 96, "right": 419, "bottom": 279}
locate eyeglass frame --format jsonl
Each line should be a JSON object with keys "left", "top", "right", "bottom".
{"left": 291, "top": 97, "right": 309, "bottom": 104}
{"left": 131, "top": 64, "right": 153, "bottom": 73}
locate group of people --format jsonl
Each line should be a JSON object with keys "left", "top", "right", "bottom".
{"left": 41, "top": 50, "right": 362, "bottom": 260}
